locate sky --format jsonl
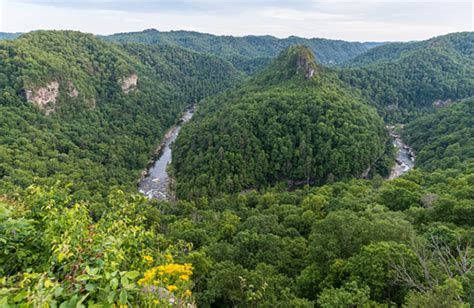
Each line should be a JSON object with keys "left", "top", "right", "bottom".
{"left": 0, "top": 0, "right": 473, "bottom": 41}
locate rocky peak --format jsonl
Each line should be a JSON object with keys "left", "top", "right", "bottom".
{"left": 272, "top": 45, "right": 318, "bottom": 81}
{"left": 296, "top": 51, "right": 316, "bottom": 79}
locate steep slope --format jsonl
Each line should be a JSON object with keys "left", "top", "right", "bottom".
{"left": 105, "top": 29, "right": 382, "bottom": 74}
{"left": 0, "top": 30, "right": 243, "bottom": 199}
{"left": 338, "top": 32, "right": 474, "bottom": 121}
{"left": 172, "top": 46, "right": 393, "bottom": 198}
{"left": 403, "top": 97, "right": 474, "bottom": 171}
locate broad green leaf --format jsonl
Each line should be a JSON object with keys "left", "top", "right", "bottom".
{"left": 110, "top": 278, "right": 119, "bottom": 290}
{"left": 124, "top": 271, "right": 140, "bottom": 280}
{"left": 119, "top": 290, "right": 127, "bottom": 305}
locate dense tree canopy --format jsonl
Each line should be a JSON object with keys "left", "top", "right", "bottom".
{"left": 0, "top": 30, "right": 473, "bottom": 307}
{"left": 105, "top": 29, "right": 382, "bottom": 74}
{"left": 172, "top": 46, "right": 393, "bottom": 198}
{"left": 404, "top": 97, "right": 474, "bottom": 171}
{"left": 0, "top": 30, "right": 243, "bottom": 200}
{"left": 338, "top": 32, "right": 474, "bottom": 121}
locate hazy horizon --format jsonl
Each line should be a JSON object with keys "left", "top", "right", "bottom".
{"left": 1, "top": 0, "right": 473, "bottom": 42}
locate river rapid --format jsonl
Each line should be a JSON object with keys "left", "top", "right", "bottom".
{"left": 138, "top": 106, "right": 195, "bottom": 200}
{"left": 387, "top": 125, "right": 416, "bottom": 179}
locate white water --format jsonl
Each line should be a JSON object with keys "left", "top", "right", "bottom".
{"left": 388, "top": 125, "right": 415, "bottom": 179}
{"left": 139, "top": 107, "right": 195, "bottom": 200}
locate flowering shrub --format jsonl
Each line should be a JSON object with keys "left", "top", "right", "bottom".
{"left": 0, "top": 186, "right": 194, "bottom": 306}
{"left": 138, "top": 255, "right": 194, "bottom": 306}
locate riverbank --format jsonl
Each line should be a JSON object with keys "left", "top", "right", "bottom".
{"left": 387, "top": 124, "right": 416, "bottom": 179}
{"left": 138, "top": 105, "right": 196, "bottom": 200}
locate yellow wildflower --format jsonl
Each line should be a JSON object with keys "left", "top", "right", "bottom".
{"left": 157, "top": 263, "right": 193, "bottom": 276}
{"left": 179, "top": 274, "right": 190, "bottom": 281}
{"left": 138, "top": 267, "right": 157, "bottom": 285}
{"left": 167, "top": 285, "right": 178, "bottom": 292}
{"left": 143, "top": 255, "right": 154, "bottom": 264}
{"left": 184, "top": 290, "right": 192, "bottom": 297}
{"left": 44, "top": 279, "right": 54, "bottom": 288}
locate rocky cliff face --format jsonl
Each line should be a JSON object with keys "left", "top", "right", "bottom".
{"left": 296, "top": 53, "right": 316, "bottom": 79}
{"left": 26, "top": 81, "right": 60, "bottom": 115}
{"left": 119, "top": 74, "right": 138, "bottom": 93}
{"left": 25, "top": 81, "right": 86, "bottom": 115}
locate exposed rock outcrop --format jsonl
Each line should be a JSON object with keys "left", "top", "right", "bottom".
{"left": 433, "top": 98, "right": 453, "bottom": 108}
{"left": 67, "top": 81, "right": 79, "bottom": 98}
{"left": 297, "top": 54, "right": 316, "bottom": 79}
{"left": 26, "top": 81, "right": 60, "bottom": 115}
{"left": 119, "top": 74, "right": 138, "bottom": 93}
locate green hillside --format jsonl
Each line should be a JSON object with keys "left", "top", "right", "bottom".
{"left": 105, "top": 29, "right": 382, "bottom": 74}
{"left": 338, "top": 32, "right": 474, "bottom": 121}
{"left": 0, "top": 30, "right": 472, "bottom": 307}
{"left": 404, "top": 97, "right": 474, "bottom": 171}
{"left": 171, "top": 46, "right": 393, "bottom": 198}
{"left": 0, "top": 30, "right": 243, "bottom": 200}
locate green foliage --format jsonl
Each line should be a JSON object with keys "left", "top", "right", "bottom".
{"left": 404, "top": 97, "right": 474, "bottom": 171}
{"left": 142, "top": 166, "right": 473, "bottom": 306}
{"left": 404, "top": 279, "right": 468, "bottom": 308}
{"left": 317, "top": 281, "right": 380, "bottom": 307}
{"left": 339, "top": 32, "right": 474, "bottom": 121}
{"left": 0, "top": 186, "right": 195, "bottom": 306}
{"left": 105, "top": 29, "right": 382, "bottom": 74}
{"left": 345, "top": 241, "right": 414, "bottom": 304}
{"left": 172, "top": 46, "right": 392, "bottom": 198}
{"left": 1, "top": 30, "right": 473, "bottom": 307}
{"left": 0, "top": 30, "right": 242, "bottom": 200}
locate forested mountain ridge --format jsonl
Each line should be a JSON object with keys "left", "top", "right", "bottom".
{"left": 105, "top": 29, "right": 382, "bottom": 74}
{"left": 0, "top": 30, "right": 243, "bottom": 199}
{"left": 0, "top": 30, "right": 244, "bottom": 306}
{"left": 345, "top": 32, "right": 473, "bottom": 67}
{"left": 338, "top": 32, "right": 474, "bottom": 121}
{"left": 0, "top": 29, "right": 472, "bottom": 308}
{"left": 404, "top": 96, "right": 474, "bottom": 171}
{"left": 0, "top": 32, "right": 21, "bottom": 40}
{"left": 171, "top": 46, "right": 393, "bottom": 198}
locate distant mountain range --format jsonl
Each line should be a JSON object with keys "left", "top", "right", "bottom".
{"left": 104, "top": 29, "right": 384, "bottom": 73}
{"left": 2, "top": 29, "right": 384, "bottom": 74}
{"left": 339, "top": 32, "right": 474, "bottom": 121}
{"left": 0, "top": 32, "right": 21, "bottom": 40}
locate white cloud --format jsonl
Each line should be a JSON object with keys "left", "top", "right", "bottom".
{"left": 261, "top": 7, "right": 347, "bottom": 21}
{"left": 1, "top": 0, "right": 472, "bottom": 41}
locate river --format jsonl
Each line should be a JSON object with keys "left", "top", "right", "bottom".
{"left": 387, "top": 125, "right": 416, "bottom": 179}
{"left": 139, "top": 116, "right": 413, "bottom": 199}
{"left": 138, "top": 106, "right": 195, "bottom": 200}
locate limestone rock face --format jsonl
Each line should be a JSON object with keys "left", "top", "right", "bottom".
{"left": 297, "top": 54, "right": 316, "bottom": 79}
{"left": 26, "top": 81, "right": 60, "bottom": 115}
{"left": 119, "top": 74, "right": 138, "bottom": 93}
{"left": 433, "top": 98, "right": 453, "bottom": 108}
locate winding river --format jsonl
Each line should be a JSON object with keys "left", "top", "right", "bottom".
{"left": 388, "top": 125, "right": 416, "bottom": 179}
{"left": 139, "top": 106, "right": 195, "bottom": 200}
{"left": 139, "top": 116, "right": 414, "bottom": 200}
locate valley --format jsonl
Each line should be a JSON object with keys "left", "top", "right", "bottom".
{"left": 0, "top": 29, "right": 472, "bottom": 307}
{"left": 139, "top": 105, "right": 195, "bottom": 200}
{"left": 388, "top": 125, "right": 416, "bottom": 179}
